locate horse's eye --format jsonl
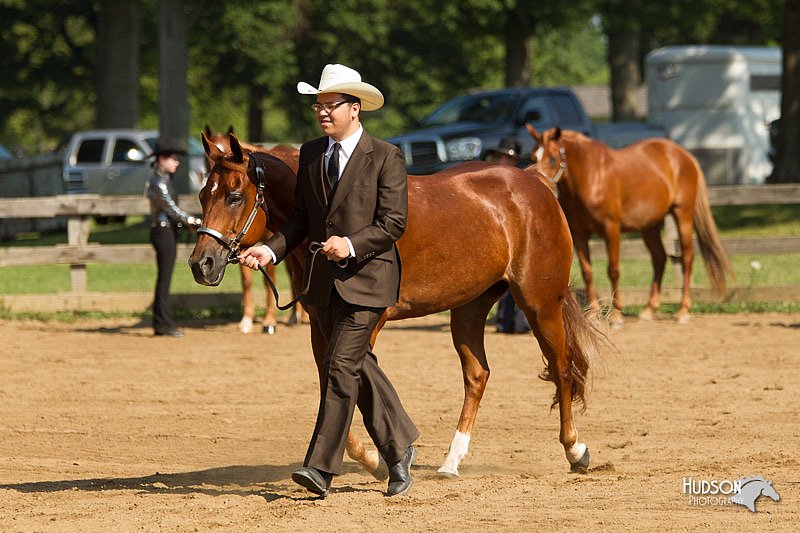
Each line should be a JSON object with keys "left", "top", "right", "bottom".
{"left": 549, "top": 156, "right": 558, "bottom": 165}
{"left": 228, "top": 192, "right": 243, "bottom": 206}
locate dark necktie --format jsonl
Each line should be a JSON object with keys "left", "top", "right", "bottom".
{"left": 326, "top": 142, "right": 341, "bottom": 192}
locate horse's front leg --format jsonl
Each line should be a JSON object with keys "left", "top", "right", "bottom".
{"left": 438, "top": 298, "right": 495, "bottom": 477}
{"left": 573, "top": 233, "right": 601, "bottom": 319}
{"left": 603, "top": 223, "right": 624, "bottom": 329}
{"left": 238, "top": 265, "right": 255, "bottom": 333}
{"left": 639, "top": 225, "right": 667, "bottom": 321}
{"left": 261, "top": 263, "right": 277, "bottom": 334}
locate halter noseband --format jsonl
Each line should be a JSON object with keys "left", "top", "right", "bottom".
{"left": 197, "top": 154, "right": 269, "bottom": 264}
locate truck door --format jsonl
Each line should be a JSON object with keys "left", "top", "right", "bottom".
{"left": 104, "top": 136, "right": 150, "bottom": 195}
{"left": 515, "top": 94, "right": 554, "bottom": 161}
{"left": 69, "top": 138, "right": 107, "bottom": 194}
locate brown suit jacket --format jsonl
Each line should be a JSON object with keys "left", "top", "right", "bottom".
{"left": 265, "top": 131, "right": 408, "bottom": 308}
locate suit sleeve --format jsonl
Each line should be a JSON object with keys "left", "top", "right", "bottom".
{"left": 347, "top": 145, "right": 408, "bottom": 262}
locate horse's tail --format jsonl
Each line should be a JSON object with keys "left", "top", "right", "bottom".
{"left": 540, "top": 289, "right": 610, "bottom": 411}
{"left": 691, "top": 161, "right": 735, "bottom": 297}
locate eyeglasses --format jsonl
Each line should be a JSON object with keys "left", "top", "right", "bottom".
{"left": 310, "top": 101, "right": 350, "bottom": 114}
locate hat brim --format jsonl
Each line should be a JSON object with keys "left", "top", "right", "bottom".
{"left": 149, "top": 149, "right": 188, "bottom": 158}
{"left": 297, "top": 81, "right": 384, "bottom": 111}
{"left": 487, "top": 149, "right": 519, "bottom": 159}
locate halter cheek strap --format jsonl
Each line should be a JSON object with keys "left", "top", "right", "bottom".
{"left": 550, "top": 145, "right": 567, "bottom": 183}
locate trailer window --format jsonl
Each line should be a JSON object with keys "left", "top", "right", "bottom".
{"left": 750, "top": 75, "right": 781, "bottom": 92}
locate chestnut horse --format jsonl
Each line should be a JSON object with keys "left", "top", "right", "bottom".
{"left": 202, "top": 126, "right": 307, "bottom": 333}
{"left": 527, "top": 125, "right": 733, "bottom": 327}
{"left": 189, "top": 133, "right": 607, "bottom": 477}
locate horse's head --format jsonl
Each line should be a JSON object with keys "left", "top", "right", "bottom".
{"left": 189, "top": 131, "right": 263, "bottom": 286}
{"left": 526, "top": 124, "right": 567, "bottom": 186}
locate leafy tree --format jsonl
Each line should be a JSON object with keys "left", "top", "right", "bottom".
{"left": 769, "top": 0, "right": 800, "bottom": 182}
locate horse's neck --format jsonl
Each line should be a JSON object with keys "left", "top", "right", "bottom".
{"left": 251, "top": 152, "right": 298, "bottom": 234}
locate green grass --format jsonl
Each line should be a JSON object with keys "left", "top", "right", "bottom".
{"left": 1, "top": 205, "right": 798, "bottom": 319}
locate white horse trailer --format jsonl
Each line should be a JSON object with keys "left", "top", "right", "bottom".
{"left": 646, "top": 45, "right": 781, "bottom": 185}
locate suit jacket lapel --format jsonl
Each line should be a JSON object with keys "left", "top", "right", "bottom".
{"left": 328, "top": 133, "right": 373, "bottom": 215}
{"left": 307, "top": 139, "right": 328, "bottom": 210}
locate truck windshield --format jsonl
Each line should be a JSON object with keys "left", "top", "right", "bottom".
{"left": 422, "top": 94, "right": 517, "bottom": 127}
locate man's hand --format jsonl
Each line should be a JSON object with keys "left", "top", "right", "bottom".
{"left": 238, "top": 245, "right": 272, "bottom": 270}
{"left": 321, "top": 236, "right": 350, "bottom": 261}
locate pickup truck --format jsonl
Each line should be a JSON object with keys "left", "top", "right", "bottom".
{"left": 62, "top": 129, "right": 207, "bottom": 196}
{"left": 387, "top": 87, "right": 667, "bottom": 174}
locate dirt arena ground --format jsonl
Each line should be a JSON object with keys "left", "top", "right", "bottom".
{"left": 0, "top": 311, "right": 797, "bottom": 531}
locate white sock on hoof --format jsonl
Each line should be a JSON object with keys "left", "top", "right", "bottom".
{"left": 438, "top": 430, "right": 470, "bottom": 476}
{"left": 566, "top": 440, "right": 587, "bottom": 464}
{"left": 239, "top": 316, "right": 253, "bottom": 334}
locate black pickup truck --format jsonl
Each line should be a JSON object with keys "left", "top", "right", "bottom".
{"left": 387, "top": 87, "right": 667, "bottom": 174}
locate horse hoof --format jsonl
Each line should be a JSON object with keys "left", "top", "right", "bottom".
{"left": 638, "top": 308, "right": 654, "bottom": 321}
{"left": 611, "top": 319, "right": 624, "bottom": 331}
{"left": 436, "top": 467, "right": 459, "bottom": 478}
{"left": 287, "top": 314, "right": 298, "bottom": 326}
{"left": 262, "top": 324, "right": 276, "bottom": 335}
{"left": 569, "top": 448, "right": 590, "bottom": 474}
{"left": 676, "top": 313, "right": 690, "bottom": 325}
{"left": 239, "top": 318, "right": 253, "bottom": 334}
{"left": 370, "top": 454, "right": 389, "bottom": 481}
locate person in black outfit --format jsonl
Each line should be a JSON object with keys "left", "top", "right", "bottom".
{"left": 146, "top": 139, "right": 201, "bottom": 337}
{"left": 485, "top": 138, "right": 531, "bottom": 334}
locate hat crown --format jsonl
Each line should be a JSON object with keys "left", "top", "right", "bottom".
{"left": 318, "top": 64, "right": 362, "bottom": 91}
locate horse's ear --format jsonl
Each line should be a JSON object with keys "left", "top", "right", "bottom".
{"left": 203, "top": 124, "right": 213, "bottom": 138}
{"left": 226, "top": 125, "right": 235, "bottom": 135}
{"left": 229, "top": 133, "right": 244, "bottom": 163}
{"left": 553, "top": 126, "right": 562, "bottom": 141}
{"left": 200, "top": 131, "right": 222, "bottom": 159}
{"left": 525, "top": 123, "right": 542, "bottom": 143}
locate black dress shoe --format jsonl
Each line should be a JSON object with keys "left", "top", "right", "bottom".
{"left": 292, "top": 466, "right": 333, "bottom": 497}
{"left": 386, "top": 445, "right": 416, "bottom": 497}
{"left": 155, "top": 329, "right": 184, "bottom": 337}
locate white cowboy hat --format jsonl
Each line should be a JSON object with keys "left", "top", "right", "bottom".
{"left": 297, "top": 64, "right": 385, "bottom": 111}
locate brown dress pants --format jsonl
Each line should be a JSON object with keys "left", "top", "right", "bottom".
{"left": 304, "top": 289, "right": 419, "bottom": 475}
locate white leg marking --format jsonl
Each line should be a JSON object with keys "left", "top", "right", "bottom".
{"left": 566, "top": 440, "right": 587, "bottom": 464}
{"left": 438, "top": 430, "right": 470, "bottom": 477}
{"left": 238, "top": 316, "right": 253, "bottom": 334}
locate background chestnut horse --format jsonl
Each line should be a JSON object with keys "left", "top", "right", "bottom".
{"left": 202, "top": 126, "right": 307, "bottom": 334}
{"left": 527, "top": 125, "right": 733, "bottom": 327}
{"left": 189, "top": 133, "right": 608, "bottom": 478}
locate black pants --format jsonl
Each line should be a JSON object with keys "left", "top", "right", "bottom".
{"left": 305, "top": 289, "right": 419, "bottom": 475}
{"left": 496, "top": 291, "right": 531, "bottom": 334}
{"left": 150, "top": 225, "right": 178, "bottom": 334}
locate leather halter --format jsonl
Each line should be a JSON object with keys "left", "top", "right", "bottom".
{"left": 549, "top": 144, "right": 568, "bottom": 184}
{"left": 197, "top": 154, "right": 269, "bottom": 264}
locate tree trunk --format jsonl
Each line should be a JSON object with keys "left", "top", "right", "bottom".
{"left": 503, "top": 8, "right": 531, "bottom": 88}
{"left": 607, "top": 29, "right": 641, "bottom": 121}
{"left": 158, "top": 0, "right": 189, "bottom": 181}
{"left": 96, "top": 0, "right": 139, "bottom": 128}
{"left": 248, "top": 85, "right": 266, "bottom": 143}
{"left": 768, "top": 0, "right": 800, "bottom": 183}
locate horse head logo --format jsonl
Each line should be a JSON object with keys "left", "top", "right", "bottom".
{"left": 729, "top": 476, "right": 780, "bottom": 512}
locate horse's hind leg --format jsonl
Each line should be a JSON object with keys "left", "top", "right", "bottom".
{"left": 514, "top": 288, "right": 589, "bottom": 472}
{"left": 673, "top": 208, "right": 696, "bottom": 324}
{"left": 261, "top": 263, "right": 277, "bottom": 334}
{"left": 573, "top": 232, "right": 601, "bottom": 319}
{"left": 439, "top": 285, "right": 506, "bottom": 477}
{"left": 638, "top": 223, "right": 667, "bottom": 321}
{"left": 238, "top": 265, "right": 255, "bottom": 333}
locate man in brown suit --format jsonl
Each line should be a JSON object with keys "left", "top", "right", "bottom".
{"left": 239, "top": 64, "right": 418, "bottom": 498}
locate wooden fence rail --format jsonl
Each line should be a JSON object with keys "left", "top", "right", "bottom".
{"left": 1, "top": 186, "right": 799, "bottom": 312}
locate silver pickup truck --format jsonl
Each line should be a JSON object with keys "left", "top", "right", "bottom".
{"left": 62, "top": 129, "right": 207, "bottom": 196}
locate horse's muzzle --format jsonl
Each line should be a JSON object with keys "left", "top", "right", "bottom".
{"left": 189, "top": 253, "right": 226, "bottom": 286}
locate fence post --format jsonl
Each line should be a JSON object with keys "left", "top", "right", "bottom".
{"left": 67, "top": 215, "right": 90, "bottom": 291}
